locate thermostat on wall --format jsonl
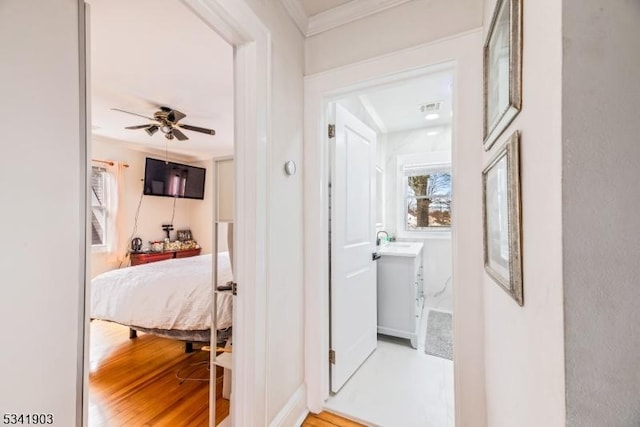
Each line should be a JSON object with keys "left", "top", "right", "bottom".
{"left": 284, "top": 160, "right": 296, "bottom": 176}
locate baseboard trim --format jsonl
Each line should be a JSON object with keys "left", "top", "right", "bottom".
{"left": 269, "top": 384, "right": 308, "bottom": 427}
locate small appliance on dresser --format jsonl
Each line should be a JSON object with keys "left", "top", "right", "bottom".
{"left": 130, "top": 237, "right": 143, "bottom": 252}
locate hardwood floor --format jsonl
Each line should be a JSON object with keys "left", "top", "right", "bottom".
{"left": 90, "top": 321, "right": 366, "bottom": 427}
{"left": 89, "top": 320, "right": 229, "bottom": 426}
{"left": 302, "top": 412, "right": 366, "bottom": 427}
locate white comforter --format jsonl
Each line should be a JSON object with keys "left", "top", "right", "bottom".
{"left": 91, "top": 252, "right": 233, "bottom": 331}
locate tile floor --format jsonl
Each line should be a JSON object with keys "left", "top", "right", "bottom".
{"left": 325, "top": 301, "right": 454, "bottom": 427}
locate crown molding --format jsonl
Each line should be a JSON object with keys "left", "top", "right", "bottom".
{"left": 306, "top": 0, "right": 412, "bottom": 36}
{"left": 280, "top": 0, "right": 412, "bottom": 37}
{"left": 279, "top": 0, "right": 308, "bottom": 35}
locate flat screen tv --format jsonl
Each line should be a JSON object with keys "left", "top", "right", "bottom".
{"left": 143, "top": 157, "right": 206, "bottom": 200}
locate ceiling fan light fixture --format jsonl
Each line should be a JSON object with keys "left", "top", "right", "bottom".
{"left": 113, "top": 107, "right": 215, "bottom": 142}
{"left": 145, "top": 125, "right": 159, "bottom": 136}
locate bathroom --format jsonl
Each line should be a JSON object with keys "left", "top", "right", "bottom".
{"left": 325, "top": 66, "right": 454, "bottom": 427}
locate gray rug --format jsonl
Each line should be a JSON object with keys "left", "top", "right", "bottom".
{"left": 424, "top": 310, "right": 453, "bottom": 360}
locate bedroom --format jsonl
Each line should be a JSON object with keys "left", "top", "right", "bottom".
{"left": 87, "top": 0, "right": 234, "bottom": 425}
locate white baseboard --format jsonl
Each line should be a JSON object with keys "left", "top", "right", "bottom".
{"left": 269, "top": 385, "right": 308, "bottom": 427}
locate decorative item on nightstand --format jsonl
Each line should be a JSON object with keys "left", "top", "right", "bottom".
{"left": 177, "top": 229, "right": 192, "bottom": 241}
{"left": 161, "top": 224, "right": 174, "bottom": 239}
{"left": 150, "top": 241, "right": 164, "bottom": 252}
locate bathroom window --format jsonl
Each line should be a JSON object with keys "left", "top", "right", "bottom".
{"left": 403, "top": 164, "right": 451, "bottom": 231}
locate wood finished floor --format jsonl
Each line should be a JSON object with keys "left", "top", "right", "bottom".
{"left": 302, "top": 412, "right": 366, "bottom": 427}
{"left": 89, "top": 320, "right": 228, "bottom": 426}
{"left": 90, "top": 320, "right": 364, "bottom": 427}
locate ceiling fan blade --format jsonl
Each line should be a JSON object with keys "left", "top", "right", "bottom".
{"left": 167, "top": 109, "right": 186, "bottom": 123}
{"left": 172, "top": 128, "right": 189, "bottom": 141}
{"left": 125, "top": 124, "right": 152, "bottom": 130}
{"left": 111, "top": 108, "right": 155, "bottom": 121}
{"left": 179, "top": 123, "right": 216, "bottom": 135}
{"left": 159, "top": 106, "right": 185, "bottom": 122}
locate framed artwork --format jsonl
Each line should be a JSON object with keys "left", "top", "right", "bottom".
{"left": 483, "top": 0, "right": 522, "bottom": 151}
{"left": 482, "top": 131, "right": 523, "bottom": 305}
{"left": 176, "top": 229, "right": 192, "bottom": 241}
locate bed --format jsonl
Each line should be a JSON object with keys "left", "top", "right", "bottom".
{"left": 91, "top": 252, "right": 233, "bottom": 348}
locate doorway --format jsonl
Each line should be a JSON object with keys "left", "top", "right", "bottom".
{"left": 86, "top": 0, "right": 234, "bottom": 424}
{"left": 81, "top": 0, "right": 271, "bottom": 425}
{"left": 304, "top": 29, "right": 485, "bottom": 427}
{"left": 325, "top": 69, "right": 455, "bottom": 426}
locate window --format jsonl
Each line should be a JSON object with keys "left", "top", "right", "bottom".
{"left": 91, "top": 166, "right": 108, "bottom": 248}
{"left": 403, "top": 164, "right": 451, "bottom": 231}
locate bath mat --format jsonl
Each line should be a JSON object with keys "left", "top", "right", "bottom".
{"left": 424, "top": 310, "right": 453, "bottom": 360}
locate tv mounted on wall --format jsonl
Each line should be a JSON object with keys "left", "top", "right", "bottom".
{"left": 143, "top": 157, "right": 206, "bottom": 200}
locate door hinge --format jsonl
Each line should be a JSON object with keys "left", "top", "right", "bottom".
{"left": 231, "top": 282, "right": 238, "bottom": 296}
{"left": 328, "top": 124, "right": 336, "bottom": 139}
{"left": 329, "top": 349, "right": 336, "bottom": 364}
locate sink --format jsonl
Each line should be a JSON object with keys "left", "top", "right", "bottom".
{"left": 377, "top": 241, "right": 423, "bottom": 257}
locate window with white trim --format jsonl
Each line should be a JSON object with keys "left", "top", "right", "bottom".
{"left": 403, "top": 164, "right": 451, "bottom": 231}
{"left": 91, "top": 166, "right": 109, "bottom": 248}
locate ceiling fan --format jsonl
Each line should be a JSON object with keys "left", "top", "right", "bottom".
{"left": 111, "top": 106, "right": 215, "bottom": 141}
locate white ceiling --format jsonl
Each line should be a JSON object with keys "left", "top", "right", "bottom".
{"left": 298, "top": 0, "right": 353, "bottom": 17}
{"left": 88, "top": 0, "right": 234, "bottom": 160}
{"left": 338, "top": 71, "right": 453, "bottom": 134}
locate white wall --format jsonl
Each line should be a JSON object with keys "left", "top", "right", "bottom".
{"left": 305, "top": 0, "right": 483, "bottom": 74}
{"left": 241, "top": 1, "right": 307, "bottom": 424}
{"left": 0, "top": 1, "right": 83, "bottom": 425}
{"left": 562, "top": 2, "right": 640, "bottom": 425}
{"left": 382, "top": 126, "right": 453, "bottom": 311}
{"left": 481, "top": 0, "right": 565, "bottom": 425}
{"left": 91, "top": 137, "right": 214, "bottom": 277}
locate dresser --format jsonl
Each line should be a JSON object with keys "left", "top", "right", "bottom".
{"left": 129, "top": 248, "right": 201, "bottom": 266}
{"left": 376, "top": 242, "right": 424, "bottom": 349}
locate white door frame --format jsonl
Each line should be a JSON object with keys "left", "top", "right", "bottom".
{"left": 181, "top": 2, "right": 271, "bottom": 425}
{"left": 80, "top": 0, "right": 271, "bottom": 425}
{"left": 303, "top": 29, "right": 486, "bottom": 423}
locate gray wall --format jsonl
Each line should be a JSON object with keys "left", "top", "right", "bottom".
{"left": 563, "top": 1, "right": 640, "bottom": 425}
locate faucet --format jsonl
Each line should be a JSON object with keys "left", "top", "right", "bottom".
{"left": 376, "top": 231, "right": 389, "bottom": 246}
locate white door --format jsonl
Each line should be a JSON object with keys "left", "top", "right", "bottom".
{"left": 330, "top": 104, "right": 378, "bottom": 393}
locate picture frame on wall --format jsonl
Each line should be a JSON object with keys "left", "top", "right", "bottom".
{"left": 483, "top": 0, "right": 522, "bottom": 151}
{"left": 482, "top": 131, "right": 523, "bottom": 306}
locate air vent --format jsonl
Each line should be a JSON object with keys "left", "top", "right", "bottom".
{"left": 419, "top": 101, "right": 444, "bottom": 113}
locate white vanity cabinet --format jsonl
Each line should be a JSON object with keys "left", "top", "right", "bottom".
{"left": 376, "top": 242, "right": 424, "bottom": 348}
